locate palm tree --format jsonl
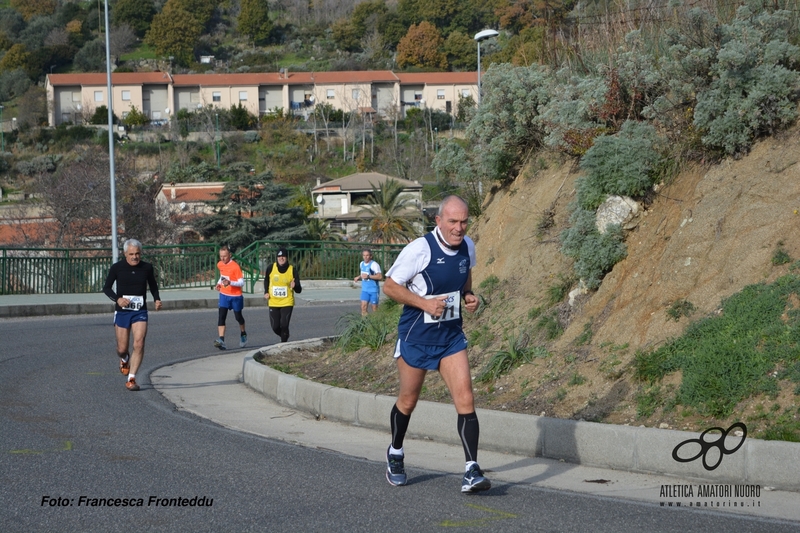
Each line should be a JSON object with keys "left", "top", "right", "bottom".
{"left": 304, "top": 218, "right": 343, "bottom": 242}
{"left": 354, "top": 178, "right": 421, "bottom": 243}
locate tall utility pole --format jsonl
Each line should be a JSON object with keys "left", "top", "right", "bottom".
{"left": 104, "top": 0, "right": 118, "bottom": 261}
{"left": 215, "top": 113, "right": 221, "bottom": 168}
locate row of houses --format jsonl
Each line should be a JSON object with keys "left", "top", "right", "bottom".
{"left": 46, "top": 70, "right": 479, "bottom": 127}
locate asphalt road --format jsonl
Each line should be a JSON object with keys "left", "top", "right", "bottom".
{"left": 2, "top": 307, "right": 799, "bottom": 533}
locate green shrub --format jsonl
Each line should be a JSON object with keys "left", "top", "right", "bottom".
{"left": 654, "top": 7, "right": 800, "bottom": 156}
{"left": 537, "top": 71, "right": 608, "bottom": 156}
{"left": 772, "top": 247, "right": 792, "bottom": 266}
{"left": 467, "top": 63, "right": 551, "bottom": 183}
{"left": 90, "top": 106, "right": 119, "bottom": 125}
{"left": 123, "top": 106, "right": 150, "bottom": 127}
{"left": 666, "top": 299, "right": 696, "bottom": 321}
{"left": 560, "top": 208, "right": 627, "bottom": 289}
{"left": 575, "top": 321, "right": 593, "bottom": 346}
{"left": 568, "top": 372, "right": 586, "bottom": 386}
{"left": 15, "top": 155, "right": 60, "bottom": 175}
{"left": 577, "top": 120, "right": 662, "bottom": 210}
{"left": 229, "top": 103, "right": 258, "bottom": 131}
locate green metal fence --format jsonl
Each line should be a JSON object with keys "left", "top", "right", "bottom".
{"left": 1, "top": 241, "right": 406, "bottom": 295}
{"left": 0, "top": 244, "right": 219, "bottom": 295}
{"left": 238, "top": 240, "right": 405, "bottom": 293}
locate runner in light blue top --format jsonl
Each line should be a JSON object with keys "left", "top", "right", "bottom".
{"left": 354, "top": 249, "right": 383, "bottom": 316}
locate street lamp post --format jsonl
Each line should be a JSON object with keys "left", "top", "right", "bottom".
{"left": 103, "top": 0, "right": 118, "bottom": 261}
{"left": 215, "top": 113, "right": 220, "bottom": 169}
{"left": 0, "top": 105, "right": 4, "bottom": 153}
{"left": 474, "top": 29, "right": 499, "bottom": 106}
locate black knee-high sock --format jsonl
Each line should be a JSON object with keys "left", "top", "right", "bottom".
{"left": 457, "top": 412, "right": 480, "bottom": 463}
{"left": 390, "top": 404, "right": 411, "bottom": 451}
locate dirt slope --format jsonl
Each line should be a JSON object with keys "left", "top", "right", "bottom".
{"left": 468, "top": 126, "right": 800, "bottom": 430}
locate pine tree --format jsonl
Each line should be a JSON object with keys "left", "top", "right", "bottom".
{"left": 195, "top": 166, "right": 307, "bottom": 251}
{"left": 238, "top": 0, "right": 272, "bottom": 45}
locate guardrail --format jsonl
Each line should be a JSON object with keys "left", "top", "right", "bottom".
{"left": 1, "top": 241, "right": 406, "bottom": 295}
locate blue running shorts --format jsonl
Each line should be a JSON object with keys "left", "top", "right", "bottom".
{"left": 219, "top": 294, "right": 245, "bottom": 312}
{"left": 394, "top": 335, "right": 468, "bottom": 370}
{"left": 114, "top": 309, "right": 148, "bottom": 329}
{"left": 360, "top": 289, "right": 380, "bottom": 305}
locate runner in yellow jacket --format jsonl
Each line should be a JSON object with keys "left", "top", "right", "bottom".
{"left": 264, "top": 247, "right": 302, "bottom": 342}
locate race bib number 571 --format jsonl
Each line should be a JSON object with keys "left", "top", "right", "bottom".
{"left": 423, "top": 291, "right": 461, "bottom": 323}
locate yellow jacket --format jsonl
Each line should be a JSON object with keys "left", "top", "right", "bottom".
{"left": 265, "top": 263, "right": 300, "bottom": 307}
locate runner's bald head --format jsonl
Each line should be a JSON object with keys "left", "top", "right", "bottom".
{"left": 437, "top": 195, "right": 468, "bottom": 217}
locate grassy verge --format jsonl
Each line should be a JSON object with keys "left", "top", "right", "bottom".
{"left": 634, "top": 273, "right": 800, "bottom": 439}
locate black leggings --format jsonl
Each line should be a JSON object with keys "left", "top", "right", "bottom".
{"left": 269, "top": 306, "right": 293, "bottom": 342}
{"left": 218, "top": 307, "right": 245, "bottom": 327}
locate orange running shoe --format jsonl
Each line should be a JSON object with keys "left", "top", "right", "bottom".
{"left": 125, "top": 378, "right": 140, "bottom": 391}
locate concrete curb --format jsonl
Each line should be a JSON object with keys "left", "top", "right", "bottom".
{"left": 0, "top": 289, "right": 360, "bottom": 318}
{"left": 0, "top": 298, "right": 259, "bottom": 318}
{"left": 244, "top": 338, "right": 800, "bottom": 492}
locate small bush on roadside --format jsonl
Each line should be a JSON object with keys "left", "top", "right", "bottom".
{"left": 335, "top": 302, "right": 401, "bottom": 352}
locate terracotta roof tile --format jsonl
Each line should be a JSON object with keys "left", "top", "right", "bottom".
{"left": 397, "top": 72, "right": 478, "bottom": 85}
{"left": 157, "top": 183, "right": 224, "bottom": 203}
{"left": 48, "top": 72, "right": 172, "bottom": 86}
{"left": 49, "top": 71, "right": 475, "bottom": 88}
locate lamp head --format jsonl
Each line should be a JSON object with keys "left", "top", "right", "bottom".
{"left": 474, "top": 29, "right": 499, "bottom": 42}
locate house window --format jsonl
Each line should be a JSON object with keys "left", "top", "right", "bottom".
{"left": 121, "top": 111, "right": 129, "bottom": 119}
{"left": 352, "top": 89, "right": 360, "bottom": 100}
{"left": 461, "top": 89, "right": 470, "bottom": 98}
{"left": 212, "top": 92, "right": 221, "bottom": 102}
{"left": 437, "top": 89, "right": 445, "bottom": 100}
{"left": 414, "top": 92, "right": 422, "bottom": 101}
{"left": 239, "top": 91, "right": 248, "bottom": 101}
{"left": 94, "top": 91, "right": 103, "bottom": 102}
{"left": 121, "top": 90, "right": 130, "bottom": 101}
{"left": 327, "top": 89, "right": 335, "bottom": 99}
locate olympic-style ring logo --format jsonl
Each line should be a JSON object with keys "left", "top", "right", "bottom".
{"left": 671, "top": 422, "right": 747, "bottom": 471}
